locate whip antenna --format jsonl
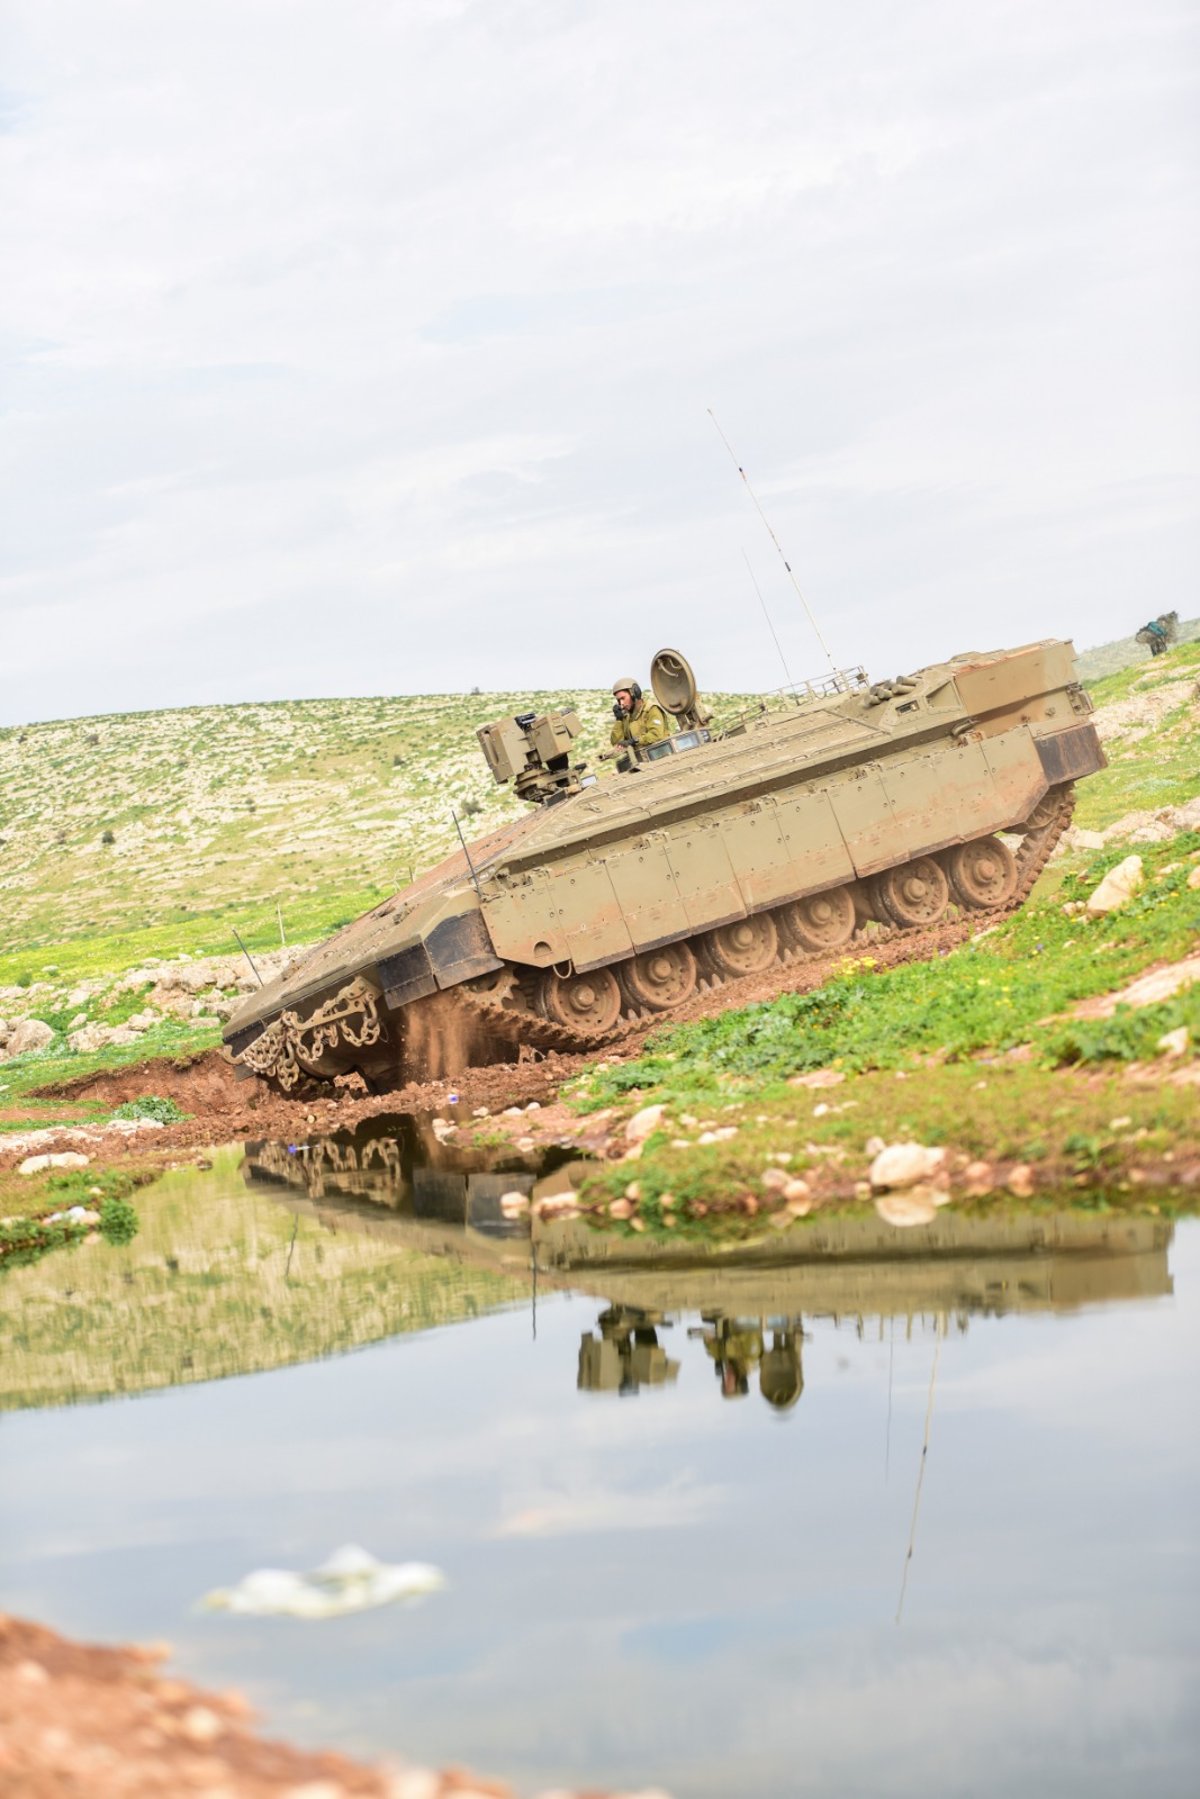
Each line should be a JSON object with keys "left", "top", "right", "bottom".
{"left": 709, "top": 408, "right": 837, "bottom": 676}
{"left": 742, "top": 548, "right": 795, "bottom": 691}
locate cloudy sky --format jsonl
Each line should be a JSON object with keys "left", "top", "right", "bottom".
{"left": 2, "top": 0, "right": 1197, "bottom": 727}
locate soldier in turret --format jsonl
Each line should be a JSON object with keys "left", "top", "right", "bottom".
{"left": 610, "top": 678, "right": 670, "bottom": 752}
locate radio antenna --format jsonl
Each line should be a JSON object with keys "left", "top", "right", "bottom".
{"left": 709, "top": 408, "right": 837, "bottom": 676}
{"left": 743, "top": 548, "right": 795, "bottom": 692}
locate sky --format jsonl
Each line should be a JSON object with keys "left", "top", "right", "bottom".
{"left": 2, "top": 0, "right": 1197, "bottom": 727}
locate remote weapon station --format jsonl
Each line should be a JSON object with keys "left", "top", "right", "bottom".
{"left": 225, "top": 639, "right": 1105, "bottom": 1092}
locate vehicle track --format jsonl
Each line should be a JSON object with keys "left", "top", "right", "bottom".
{"left": 452, "top": 785, "right": 1076, "bottom": 1059}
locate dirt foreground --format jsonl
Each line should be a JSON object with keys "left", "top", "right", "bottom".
{"left": 0, "top": 1614, "right": 669, "bottom": 1799}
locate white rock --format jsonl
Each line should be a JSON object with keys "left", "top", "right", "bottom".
{"left": 1157, "top": 1026, "right": 1190, "bottom": 1058}
{"left": 760, "top": 1166, "right": 790, "bottom": 1191}
{"left": 5, "top": 1018, "right": 54, "bottom": 1058}
{"left": 499, "top": 1190, "right": 529, "bottom": 1216}
{"left": 625, "top": 1104, "right": 665, "bottom": 1143}
{"left": 201, "top": 1545, "right": 444, "bottom": 1619}
{"left": 869, "top": 1142, "right": 947, "bottom": 1191}
{"left": 19, "top": 1151, "right": 90, "bottom": 1175}
{"left": 1086, "top": 854, "right": 1144, "bottom": 915}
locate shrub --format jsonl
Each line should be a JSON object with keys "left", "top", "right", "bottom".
{"left": 99, "top": 1195, "right": 139, "bottom": 1245}
{"left": 111, "top": 1095, "right": 187, "bottom": 1124}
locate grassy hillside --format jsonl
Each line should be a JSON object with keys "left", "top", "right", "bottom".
{"left": 0, "top": 689, "right": 610, "bottom": 960}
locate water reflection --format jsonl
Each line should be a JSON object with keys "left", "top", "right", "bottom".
{"left": 2, "top": 1118, "right": 1196, "bottom": 1799}
{"left": 243, "top": 1112, "right": 573, "bottom": 1242}
{"left": 246, "top": 1118, "right": 1175, "bottom": 1420}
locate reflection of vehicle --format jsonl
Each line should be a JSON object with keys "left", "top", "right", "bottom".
{"left": 242, "top": 1115, "right": 576, "bottom": 1244}
{"left": 577, "top": 1305, "right": 680, "bottom": 1395}
{"left": 226, "top": 640, "right": 1104, "bottom": 1091}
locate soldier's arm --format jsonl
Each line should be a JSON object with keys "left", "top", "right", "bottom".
{"left": 610, "top": 719, "right": 627, "bottom": 746}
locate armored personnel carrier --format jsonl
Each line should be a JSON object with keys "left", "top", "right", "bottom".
{"left": 225, "top": 640, "right": 1104, "bottom": 1092}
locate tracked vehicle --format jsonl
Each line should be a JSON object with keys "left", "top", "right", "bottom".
{"left": 225, "top": 640, "right": 1104, "bottom": 1091}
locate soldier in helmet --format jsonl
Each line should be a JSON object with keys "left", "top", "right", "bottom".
{"left": 610, "top": 677, "right": 670, "bottom": 753}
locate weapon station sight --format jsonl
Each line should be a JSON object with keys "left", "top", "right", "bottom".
{"left": 478, "top": 707, "right": 591, "bottom": 806}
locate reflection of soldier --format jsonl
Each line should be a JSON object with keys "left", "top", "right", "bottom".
{"left": 758, "top": 1328, "right": 804, "bottom": 1412}
{"left": 694, "top": 1315, "right": 805, "bottom": 1409}
{"left": 610, "top": 678, "right": 670, "bottom": 753}
{"left": 698, "top": 1315, "right": 765, "bottom": 1400}
{"left": 578, "top": 1305, "right": 680, "bottom": 1395}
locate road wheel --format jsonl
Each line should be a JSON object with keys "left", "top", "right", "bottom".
{"left": 622, "top": 942, "right": 699, "bottom": 1011}
{"left": 780, "top": 885, "right": 856, "bottom": 953}
{"left": 946, "top": 835, "right": 1018, "bottom": 909}
{"left": 702, "top": 913, "right": 779, "bottom": 977}
{"left": 871, "top": 857, "right": 950, "bottom": 928}
{"left": 536, "top": 967, "right": 623, "bottom": 1034}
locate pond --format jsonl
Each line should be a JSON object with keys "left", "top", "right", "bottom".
{"left": 1, "top": 1118, "right": 1198, "bottom": 1798}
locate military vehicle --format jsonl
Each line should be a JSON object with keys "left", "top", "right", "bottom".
{"left": 225, "top": 639, "right": 1104, "bottom": 1091}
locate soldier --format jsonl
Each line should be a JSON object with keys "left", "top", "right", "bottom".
{"left": 610, "top": 677, "right": 670, "bottom": 752}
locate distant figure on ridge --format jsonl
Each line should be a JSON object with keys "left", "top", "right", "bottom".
{"left": 1135, "top": 611, "right": 1180, "bottom": 658}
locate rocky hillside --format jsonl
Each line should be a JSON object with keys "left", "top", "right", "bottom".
{"left": 0, "top": 689, "right": 614, "bottom": 956}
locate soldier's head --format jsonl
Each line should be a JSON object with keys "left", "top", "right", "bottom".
{"left": 612, "top": 678, "right": 642, "bottom": 719}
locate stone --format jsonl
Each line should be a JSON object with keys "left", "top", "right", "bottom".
{"left": 962, "top": 1159, "right": 996, "bottom": 1197}
{"left": 18, "top": 1151, "right": 90, "bottom": 1175}
{"left": 67, "top": 1012, "right": 88, "bottom": 1032}
{"left": 788, "top": 1068, "right": 845, "bottom": 1089}
{"left": 760, "top": 1166, "right": 790, "bottom": 1191}
{"left": 868, "top": 1142, "right": 946, "bottom": 1191}
{"left": 625, "top": 1103, "right": 665, "bottom": 1143}
{"left": 1006, "top": 1162, "right": 1035, "bottom": 1198}
{"left": 1188, "top": 866, "right": 1200, "bottom": 891}
{"left": 608, "top": 1197, "right": 634, "bottom": 1219}
{"left": 1157, "top": 1026, "right": 1190, "bottom": 1058}
{"left": 783, "top": 1177, "right": 811, "bottom": 1205}
{"left": 179, "top": 1705, "right": 223, "bottom": 1745}
{"left": 386, "top": 1773, "right": 440, "bottom": 1799}
{"left": 1086, "top": 854, "right": 1144, "bottom": 915}
{"left": 1070, "top": 954, "right": 1200, "bottom": 1020}
{"left": 498, "top": 1191, "right": 528, "bottom": 1216}
{"left": 4, "top": 1018, "right": 54, "bottom": 1057}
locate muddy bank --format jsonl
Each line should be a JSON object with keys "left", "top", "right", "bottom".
{"left": 0, "top": 1614, "right": 667, "bottom": 1799}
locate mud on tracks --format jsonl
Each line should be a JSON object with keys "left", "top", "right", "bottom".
{"left": 7, "top": 912, "right": 980, "bottom": 1169}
